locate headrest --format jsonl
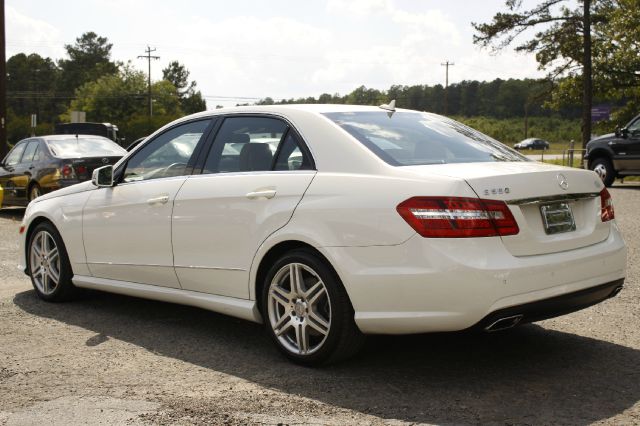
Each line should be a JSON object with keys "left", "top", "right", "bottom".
{"left": 230, "top": 133, "right": 250, "bottom": 144}
{"left": 239, "top": 143, "right": 272, "bottom": 171}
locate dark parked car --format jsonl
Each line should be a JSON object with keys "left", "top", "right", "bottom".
{"left": 0, "top": 135, "right": 126, "bottom": 206}
{"left": 585, "top": 114, "right": 640, "bottom": 187}
{"left": 514, "top": 138, "right": 550, "bottom": 150}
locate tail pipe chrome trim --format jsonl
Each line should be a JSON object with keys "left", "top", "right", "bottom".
{"left": 484, "top": 314, "right": 524, "bottom": 332}
{"left": 610, "top": 286, "right": 623, "bottom": 298}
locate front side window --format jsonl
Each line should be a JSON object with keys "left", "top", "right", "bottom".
{"left": 123, "top": 119, "right": 211, "bottom": 183}
{"left": 4, "top": 142, "right": 27, "bottom": 166}
{"left": 628, "top": 117, "right": 640, "bottom": 135}
{"left": 323, "top": 111, "right": 527, "bottom": 166}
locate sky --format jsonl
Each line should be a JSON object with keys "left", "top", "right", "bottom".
{"left": 7, "top": 0, "right": 546, "bottom": 108}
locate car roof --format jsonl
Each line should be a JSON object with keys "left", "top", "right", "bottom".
{"left": 41, "top": 134, "right": 114, "bottom": 142}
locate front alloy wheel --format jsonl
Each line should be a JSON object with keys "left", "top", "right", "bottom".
{"left": 30, "top": 230, "right": 61, "bottom": 295}
{"left": 262, "top": 249, "right": 364, "bottom": 366}
{"left": 28, "top": 222, "right": 77, "bottom": 301}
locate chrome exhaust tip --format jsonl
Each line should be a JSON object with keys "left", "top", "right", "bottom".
{"left": 610, "top": 286, "right": 623, "bottom": 298}
{"left": 484, "top": 314, "right": 524, "bottom": 332}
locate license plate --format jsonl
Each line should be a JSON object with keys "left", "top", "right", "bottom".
{"left": 540, "top": 202, "right": 576, "bottom": 235}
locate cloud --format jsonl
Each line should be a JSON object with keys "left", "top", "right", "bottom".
{"left": 5, "top": 5, "right": 65, "bottom": 59}
{"left": 326, "top": 0, "right": 392, "bottom": 16}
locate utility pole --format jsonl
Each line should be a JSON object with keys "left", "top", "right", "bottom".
{"left": 137, "top": 46, "right": 160, "bottom": 118}
{"left": 441, "top": 60, "right": 454, "bottom": 115}
{"left": 0, "top": 0, "right": 7, "bottom": 158}
{"left": 582, "top": 0, "right": 592, "bottom": 149}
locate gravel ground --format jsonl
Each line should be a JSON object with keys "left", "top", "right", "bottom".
{"left": 0, "top": 185, "right": 639, "bottom": 425}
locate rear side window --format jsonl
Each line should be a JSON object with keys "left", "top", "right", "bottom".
{"left": 202, "top": 116, "right": 313, "bottom": 173}
{"left": 20, "top": 141, "right": 39, "bottom": 163}
{"left": 323, "top": 111, "right": 526, "bottom": 166}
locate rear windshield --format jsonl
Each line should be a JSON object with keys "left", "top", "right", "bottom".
{"left": 323, "top": 111, "right": 527, "bottom": 166}
{"left": 46, "top": 137, "right": 126, "bottom": 158}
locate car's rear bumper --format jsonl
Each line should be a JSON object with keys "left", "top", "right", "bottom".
{"left": 470, "top": 278, "right": 623, "bottom": 332}
{"left": 323, "top": 224, "right": 626, "bottom": 334}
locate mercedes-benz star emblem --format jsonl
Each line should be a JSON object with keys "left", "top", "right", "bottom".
{"left": 101, "top": 157, "right": 109, "bottom": 164}
{"left": 557, "top": 173, "right": 569, "bottom": 190}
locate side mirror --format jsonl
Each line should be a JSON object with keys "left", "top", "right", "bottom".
{"left": 92, "top": 165, "right": 114, "bottom": 187}
{"left": 616, "top": 126, "right": 629, "bottom": 138}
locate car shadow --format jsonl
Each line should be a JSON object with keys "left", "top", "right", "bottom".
{"left": 13, "top": 289, "right": 640, "bottom": 424}
{"left": 0, "top": 207, "right": 25, "bottom": 221}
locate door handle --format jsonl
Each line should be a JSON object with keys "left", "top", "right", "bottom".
{"left": 246, "top": 189, "right": 276, "bottom": 199}
{"left": 147, "top": 195, "right": 169, "bottom": 205}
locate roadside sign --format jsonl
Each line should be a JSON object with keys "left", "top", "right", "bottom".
{"left": 591, "top": 106, "right": 611, "bottom": 122}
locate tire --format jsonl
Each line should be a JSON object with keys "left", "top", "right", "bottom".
{"left": 590, "top": 157, "right": 615, "bottom": 187}
{"left": 261, "top": 249, "right": 365, "bottom": 366}
{"left": 28, "top": 184, "right": 42, "bottom": 202}
{"left": 27, "top": 222, "right": 77, "bottom": 302}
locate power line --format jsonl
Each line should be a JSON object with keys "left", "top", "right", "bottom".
{"left": 137, "top": 46, "right": 160, "bottom": 117}
{"left": 441, "top": 60, "right": 455, "bottom": 115}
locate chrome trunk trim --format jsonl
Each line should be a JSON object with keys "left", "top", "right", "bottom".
{"left": 506, "top": 192, "right": 600, "bottom": 206}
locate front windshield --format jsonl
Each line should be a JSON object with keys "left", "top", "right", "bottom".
{"left": 46, "top": 137, "right": 126, "bottom": 158}
{"left": 323, "top": 111, "right": 528, "bottom": 166}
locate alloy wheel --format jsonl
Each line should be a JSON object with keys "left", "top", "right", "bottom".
{"left": 30, "top": 185, "right": 41, "bottom": 201}
{"left": 29, "top": 230, "right": 61, "bottom": 295}
{"left": 267, "top": 262, "right": 331, "bottom": 355}
{"left": 594, "top": 163, "right": 607, "bottom": 181}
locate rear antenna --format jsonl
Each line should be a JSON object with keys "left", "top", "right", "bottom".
{"left": 379, "top": 99, "right": 396, "bottom": 118}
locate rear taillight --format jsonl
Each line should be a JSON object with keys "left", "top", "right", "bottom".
{"left": 396, "top": 196, "right": 519, "bottom": 238}
{"left": 61, "top": 164, "right": 74, "bottom": 179}
{"left": 600, "top": 188, "right": 614, "bottom": 222}
{"left": 75, "top": 165, "right": 87, "bottom": 175}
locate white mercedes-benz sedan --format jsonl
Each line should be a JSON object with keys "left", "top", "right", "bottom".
{"left": 18, "top": 104, "right": 626, "bottom": 365}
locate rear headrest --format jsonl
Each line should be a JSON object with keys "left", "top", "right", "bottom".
{"left": 230, "top": 133, "right": 250, "bottom": 144}
{"left": 239, "top": 143, "right": 272, "bottom": 171}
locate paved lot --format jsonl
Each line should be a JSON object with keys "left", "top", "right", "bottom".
{"left": 0, "top": 186, "right": 639, "bottom": 425}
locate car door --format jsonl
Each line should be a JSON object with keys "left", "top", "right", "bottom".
{"left": 82, "top": 118, "right": 214, "bottom": 288}
{"left": 0, "top": 140, "right": 29, "bottom": 205}
{"left": 609, "top": 117, "right": 640, "bottom": 171}
{"left": 172, "top": 115, "right": 316, "bottom": 299}
{"left": 624, "top": 117, "right": 640, "bottom": 170}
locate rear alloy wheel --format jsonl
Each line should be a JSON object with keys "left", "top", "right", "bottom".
{"left": 28, "top": 222, "right": 77, "bottom": 301}
{"left": 29, "top": 184, "right": 41, "bottom": 202}
{"left": 263, "top": 249, "right": 364, "bottom": 366}
{"left": 591, "top": 157, "right": 615, "bottom": 187}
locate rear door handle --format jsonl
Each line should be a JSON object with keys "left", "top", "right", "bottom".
{"left": 246, "top": 189, "right": 276, "bottom": 199}
{"left": 147, "top": 195, "right": 169, "bottom": 205}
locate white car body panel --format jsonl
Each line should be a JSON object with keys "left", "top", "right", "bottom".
{"left": 172, "top": 171, "right": 315, "bottom": 298}
{"left": 82, "top": 177, "right": 187, "bottom": 288}
{"left": 17, "top": 104, "right": 627, "bottom": 335}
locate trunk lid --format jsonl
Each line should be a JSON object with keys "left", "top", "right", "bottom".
{"left": 69, "top": 156, "right": 122, "bottom": 181}
{"left": 402, "top": 162, "right": 609, "bottom": 256}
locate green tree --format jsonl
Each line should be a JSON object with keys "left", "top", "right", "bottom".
{"left": 162, "top": 60, "right": 207, "bottom": 114}
{"left": 6, "top": 53, "right": 63, "bottom": 142}
{"left": 58, "top": 32, "right": 118, "bottom": 97}
{"left": 472, "top": 0, "right": 606, "bottom": 147}
{"left": 67, "top": 65, "right": 182, "bottom": 142}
